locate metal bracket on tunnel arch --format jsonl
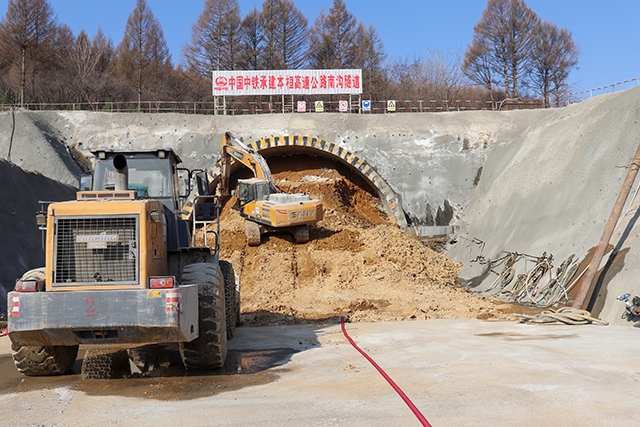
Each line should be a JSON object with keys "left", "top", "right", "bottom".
{"left": 181, "top": 135, "right": 408, "bottom": 230}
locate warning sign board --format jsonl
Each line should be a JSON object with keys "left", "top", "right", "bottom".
{"left": 387, "top": 100, "right": 396, "bottom": 112}
{"left": 315, "top": 101, "right": 324, "bottom": 112}
{"left": 362, "top": 100, "right": 371, "bottom": 111}
{"left": 297, "top": 101, "right": 306, "bottom": 112}
{"left": 339, "top": 100, "right": 348, "bottom": 112}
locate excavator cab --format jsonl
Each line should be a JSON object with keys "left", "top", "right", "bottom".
{"left": 237, "top": 178, "right": 271, "bottom": 205}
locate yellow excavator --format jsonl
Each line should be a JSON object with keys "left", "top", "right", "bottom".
{"left": 218, "top": 132, "right": 323, "bottom": 245}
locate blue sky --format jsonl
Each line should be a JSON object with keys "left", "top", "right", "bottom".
{"left": 1, "top": 0, "right": 638, "bottom": 99}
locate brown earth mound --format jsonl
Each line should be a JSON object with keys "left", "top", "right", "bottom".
{"left": 206, "top": 157, "right": 531, "bottom": 326}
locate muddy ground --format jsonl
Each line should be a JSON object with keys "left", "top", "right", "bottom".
{"left": 202, "top": 155, "right": 535, "bottom": 327}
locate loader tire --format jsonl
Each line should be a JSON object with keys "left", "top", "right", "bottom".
{"left": 11, "top": 343, "right": 78, "bottom": 376}
{"left": 81, "top": 348, "right": 130, "bottom": 380}
{"left": 220, "top": 260, "right": 239, "bottom": 339}
{"left": 245, "top": 220, "right": 262, "bottom": 246}
{"left": 179, "top": 262, "right": 227, "bottom": 370}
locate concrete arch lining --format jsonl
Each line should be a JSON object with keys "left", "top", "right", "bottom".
{"left": 182, "top": 136, "right": 407, "bottom": 229}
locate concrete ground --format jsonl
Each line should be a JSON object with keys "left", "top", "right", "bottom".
{"left": 0, "top": 319, "right": 638, "bottom": 427}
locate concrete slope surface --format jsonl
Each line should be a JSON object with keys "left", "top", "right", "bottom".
{"left": 448, "top": 86, "right": 640, "bottom": 324}
{"left": 0, "top": 111, "right": 82, "bottom": 186}
{"left": 0, "top": 160, "right": 77, "bottom": 305}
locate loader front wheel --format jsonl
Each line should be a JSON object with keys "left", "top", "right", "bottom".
{"left": 179, "top": 262, "right": 227, "bottom": 370}
{"left": 220, "top": 260, "right": 239, "bottom": 339}
{"left": 11, "top": 344, "right": 78, "bottom": 376}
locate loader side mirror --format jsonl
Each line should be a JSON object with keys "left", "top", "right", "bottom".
{"left": 194, "top": 170, "right": 210, "bottom": 196}
{"left": 80, "top": 173, "right": 93, "bottom": 191}
{"left": 177, "top": 168, "right": 190, "bottom": 198}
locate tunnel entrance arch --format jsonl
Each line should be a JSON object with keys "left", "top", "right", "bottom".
{"left": 182, "top": 136, "right": 407, "bottom": 229}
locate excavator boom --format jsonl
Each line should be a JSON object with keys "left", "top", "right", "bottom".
{"left": 220, "top": 132, "right": 273, "bottom": 195}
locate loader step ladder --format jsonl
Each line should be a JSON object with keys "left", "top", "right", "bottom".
{"left": 191, "top": 195, "right": 220, "bottom": 252}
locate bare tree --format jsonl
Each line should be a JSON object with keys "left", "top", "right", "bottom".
{"left": 0, "top": 0, "right": 57, "bottom": 106}
{"left": 506, "top": 0, "right": 539, "bottom": 97}
{"left": 279, "top": 0, "right": 307, "bottom": 69}
{"left": 465, "top": 0, "right": 539, "bottom": 98}
{"left": 116, "top": 0, "right": 172, "bottom": 108}
{"left": 259, "top": 0, "right": 281, "bottom": 69}
{"left": 309, "top": 0, "right": 357, "bottom": 69}
{"left": 239, "top": 7, "right": 263, "bottom": 70}
{"left": 530, "top": 20, "right": 579, "bottom": 107}
{"left": 182, "top": 0, "right": 241, "bottom": 76}
{"left": 354, "top": 21, "right": 386, "bottom": 100}
{"left": 463, "top": 34, "right": 496, "bottom": 100}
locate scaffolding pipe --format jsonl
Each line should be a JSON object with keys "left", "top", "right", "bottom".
{"left": 572, "top": 142, "right": 640, "bottom": 309}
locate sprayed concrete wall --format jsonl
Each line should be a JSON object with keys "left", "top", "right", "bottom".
{"left": 2, "top": 87, "right": 640, "bottom": 323}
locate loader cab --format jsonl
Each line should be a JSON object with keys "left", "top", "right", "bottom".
{"left": 237, "top": 178, "right": 271, "bottom": 205}
{"left": 90, "top": 149, "right": 185, "bottom": 214}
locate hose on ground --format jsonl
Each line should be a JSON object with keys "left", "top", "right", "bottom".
{"left": 487, "top": 252, "right": 579, "bottom": 308}
{"left": 340, "top": 317, "right": 432, "bottom": 427}
{"left": 0, "top": 330, "right": 8, "bottom": 337}
{"left": 516, "top": 307, "right": 608, "bottom": 325}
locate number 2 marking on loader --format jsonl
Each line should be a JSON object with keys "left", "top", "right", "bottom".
{"left": 86, "top": 297, "right": 96, "bottom": 314}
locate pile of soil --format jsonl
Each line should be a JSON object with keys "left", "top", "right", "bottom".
{"left": 206, "top": 156, "right": 532, "bottom": 327}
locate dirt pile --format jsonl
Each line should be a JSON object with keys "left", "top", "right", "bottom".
{"left": 211, "top": 158, "right": 531, "bottom": 326}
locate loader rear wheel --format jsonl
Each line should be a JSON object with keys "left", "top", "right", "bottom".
{"left": 179, "top": 262, "right": 227, "bottom": 370}
{"left": 245, "top": 220, "right": 262, "bottom": 246}
{"left": 220, "top": 260, "right": 239, "bottom": 339}
{"left": 11, "top": 344, "right": 78, "bottom": 376}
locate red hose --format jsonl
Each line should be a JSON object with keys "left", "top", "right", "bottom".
{"left": 0, "top": 330, "right": 7, "bottom": 338}
{"left": 341, "top": 317, "right": 432, "bottom": 427}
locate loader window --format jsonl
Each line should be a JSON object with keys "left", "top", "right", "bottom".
{"left": 94, "top": 156, "right": 173, "bottom": 199}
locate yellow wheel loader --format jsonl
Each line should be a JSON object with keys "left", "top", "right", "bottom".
{"left": 7, "top": 149, "right": 239, "bottom": 377}
{"left": 219, "top": 132, "right": 323, "bottom": 245}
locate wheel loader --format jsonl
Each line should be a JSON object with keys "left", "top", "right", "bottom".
{"left": 219, "top": 132, "right": 323, "bottom": 245}
{"left": 6, "top": 148, "right": 239, "bottom": 377}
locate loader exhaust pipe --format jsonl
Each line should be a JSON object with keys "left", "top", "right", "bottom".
{"left": 113, "top": 154, "right": 129, "bottom": 192}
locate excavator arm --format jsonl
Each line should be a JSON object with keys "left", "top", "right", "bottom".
{"left": 220, "top": 132, "right": 274, "bottom": 195}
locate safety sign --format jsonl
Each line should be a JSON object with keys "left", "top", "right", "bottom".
{"left": 387, "top": 100, "right": 396, "bottom": 112}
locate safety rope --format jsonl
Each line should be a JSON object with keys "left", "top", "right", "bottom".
{"left": 516, "top": 307, "right": 608, "bottom": 325}
{"left": 340, "top": 317, "right": 432, "bottom": 427}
